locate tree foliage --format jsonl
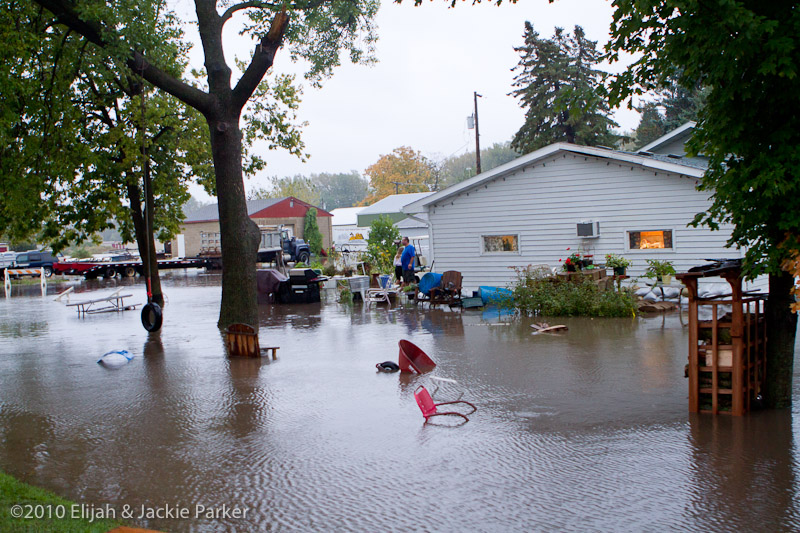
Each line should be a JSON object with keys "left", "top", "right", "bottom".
{"left": 248, "top": 171, "right": 368, "bottom": 209}
{"left": 436, "top": 142, "right": 518, "bottom": 188}
{"left": 23, "top": 0, "right": 381, "bottom": 328}
{"left": 510, "top": 22, "right": 619, "bottom": 154}
{"left": 363, "top": 146, "right": 434, "bottom": 205}
{"left": 365, "top": 215, "right": 400, "bottom": 274}
{"left": 606, "top": 0, "right": 800, "bottom": 406}
{"left": 0, "top": 0, "right": 214, "bottom": 305}
{"left": 303, "top": 207, "right": 323, "bottom": 256}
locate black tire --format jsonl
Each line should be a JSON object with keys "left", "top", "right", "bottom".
{"left": 124, "top": 266, "right": 136, "bottom": 277}
{"left": 141, "top": 303, "right": 163, "bottom": 332}
{"left": 103, "top": 267, "right": 116, "bottom": 279}
{"left": 297, "top": 251, "right": 310, "bottom": 264}
{"left": 43, "top": 266, "right": 53, "bottom": 277}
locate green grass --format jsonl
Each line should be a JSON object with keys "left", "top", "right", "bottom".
{"left": 0, "top": 471, "right": 123, "bottom": 532}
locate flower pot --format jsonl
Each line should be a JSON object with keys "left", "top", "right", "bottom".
{"left": 661, "top": 274, "right": 673, "bottom": 285}
{"left": 566, "top": 264, "right": 577, "bottom": 272}
{"left": 613, "top": 266, "right": 627, "bottom": 276}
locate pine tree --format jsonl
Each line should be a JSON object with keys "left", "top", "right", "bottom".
{"left": 510, "top": 23, "right": 618, "bottom": 154}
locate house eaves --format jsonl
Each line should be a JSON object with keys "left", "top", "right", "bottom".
{"left": 402, "top": 142, "right": 705, "bottom": 214}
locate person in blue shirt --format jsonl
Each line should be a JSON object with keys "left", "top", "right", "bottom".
{"left": 400, "top": 236, "right": 416, "bottom": 286}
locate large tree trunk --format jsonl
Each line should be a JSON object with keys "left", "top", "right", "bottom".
{"left": 209, "top": 114, "right": 260, "bottom": 328}
{"left": 764, "top": 271, "right": 797, "bottom": 408}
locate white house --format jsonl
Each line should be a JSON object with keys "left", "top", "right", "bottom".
{"left": 403, "top": 127, "right": 749, "bottom": 292}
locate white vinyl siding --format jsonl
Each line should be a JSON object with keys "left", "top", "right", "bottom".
{"left": 425, "top": 152, "right": 738, "bottom": 291}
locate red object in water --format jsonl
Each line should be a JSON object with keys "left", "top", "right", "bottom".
{"left": 398, "top": 340, "right": 437, "bottom": 373}
{"left": 414, "top": 385, "right": 476, "bottom": 423}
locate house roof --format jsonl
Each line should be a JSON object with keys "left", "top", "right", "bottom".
{"left": 396, "top": 214, "right": 428, "bottom": 229}
{"left": 639, "top": 121, "right": 696, "bottom": 153}
{"left": 402, "top": 142, "right": 706, "bottom": 214}
{"left": 330, "top": 207, "right": 365, "bottom": 226}
{"left": 185, "top": 197, "right": 331, "bottom": 223}
{"left": 359, "top": 192, "right": 435, "bottom": 215}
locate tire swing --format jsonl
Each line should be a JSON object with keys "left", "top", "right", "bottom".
{"left": 137, "top": 75, "right": 162, "bottom": 333}
{"left": 141, "top": 302, "right": 163, "bottom": 332}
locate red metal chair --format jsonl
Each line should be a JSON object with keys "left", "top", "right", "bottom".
{"left": 398, "top": 339, "right": 436, "bottom": 373}
{"left": 414, "top": 385, "right": 476, "bottom": 424}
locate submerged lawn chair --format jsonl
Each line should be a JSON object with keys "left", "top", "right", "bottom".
{"left": 414, "top": 385, "right": 477, "bottom": 424}
{"left": 398, "top": 339, "right": 437, "bottom": 373}
{"left": 429, "top": 270, "right": 463, "bottom": 307}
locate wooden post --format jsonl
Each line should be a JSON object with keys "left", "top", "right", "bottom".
{"left": 682, "top": 276, "right": 700, "bottom": 412}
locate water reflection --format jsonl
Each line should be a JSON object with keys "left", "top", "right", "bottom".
{"left": 688, "top": 410, "right": 800, "bottom": 530}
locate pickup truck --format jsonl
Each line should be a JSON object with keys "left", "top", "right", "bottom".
{"left": 11, "top": 250, "right": 61, "bottom": 277}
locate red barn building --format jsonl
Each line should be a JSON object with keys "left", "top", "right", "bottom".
{"left": 171, "top": 197, "right": 332, "bottom": 258}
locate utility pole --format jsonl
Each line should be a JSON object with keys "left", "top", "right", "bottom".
{"left": 390, "top": 181, "right": 402, "bottom": 194}
{"left": 474, "top": 91, "right": 482, "bottom": 175}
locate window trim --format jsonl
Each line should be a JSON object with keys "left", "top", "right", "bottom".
{"left": 479, "top": 233, "right": 521, "bottom": 255}
{"left": 625, "top": 228, "right": 676, "bottom": 252}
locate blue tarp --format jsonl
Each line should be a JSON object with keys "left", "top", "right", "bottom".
{"left": 417, "top": 272, "right": 442, "bottom": 295}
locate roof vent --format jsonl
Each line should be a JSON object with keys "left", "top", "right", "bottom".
{"left": 637, "top": 151, "right": 654, "bottom": 157}
{"left": 666, "top": 153, "right": 683, "bottom": 159}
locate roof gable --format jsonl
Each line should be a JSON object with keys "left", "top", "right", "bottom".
{"left": 639, "top": 121, "right": 695, "bottom": 154}
{"left": 402, "top": 142, "right": 705, "bottom": 214}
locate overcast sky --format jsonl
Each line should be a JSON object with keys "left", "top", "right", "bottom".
{"left": 178, "top": 0, "right": 639, "bottom": 202}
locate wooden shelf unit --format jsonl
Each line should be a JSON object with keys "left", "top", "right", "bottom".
{"left": 677, "top": 268, "right": 767, "bottom": 416}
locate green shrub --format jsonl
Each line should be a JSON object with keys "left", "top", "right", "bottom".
{"left": 508, "top": 274, "right": 637, "bottom": 318}
{"left": 365, "top": 215, "right": 400, "bottom": 274}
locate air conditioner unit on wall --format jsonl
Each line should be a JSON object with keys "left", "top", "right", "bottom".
{"left": 577, "top": 221, "right": 600, "bottom": 239}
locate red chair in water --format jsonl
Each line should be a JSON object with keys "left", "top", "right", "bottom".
{"left": 398, "top": 340, "right": 437, "bottom": 373}
{"left": 414, "top": 385, "right": 477, "bottom": 424}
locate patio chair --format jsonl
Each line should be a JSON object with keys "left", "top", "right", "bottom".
{"left": 414, "top": 385, "right": 477, "bottom": 424}
{"left": 365, "top": 274, "right": 397, "bottom": 306}
{"left": 429, "top": 270, "right": 463, "bottom": 307}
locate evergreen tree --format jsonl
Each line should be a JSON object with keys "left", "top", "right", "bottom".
{"left": 303, "top": 207, "right": 323, "bottom": 257}
{"left": 633, "top": 77, "right": 707, "bottom": 149}
{"left": 510, "top": 23, "right": 618, "bottom": 154}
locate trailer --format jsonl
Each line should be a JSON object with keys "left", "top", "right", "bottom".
{"left": 54, "top": 258, "right": 209, "bottom": 279}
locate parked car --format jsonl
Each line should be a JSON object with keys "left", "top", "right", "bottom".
{"left": 13, "top": 250, "right": 61, "bottom": 277}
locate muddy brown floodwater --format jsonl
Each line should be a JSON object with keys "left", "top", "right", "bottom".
{"left": 1, "top": 271, "right": 799, "bottom": 532}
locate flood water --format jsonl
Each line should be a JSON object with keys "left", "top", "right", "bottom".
{"left": 1, "top": 271, "right": 799, "bottom": 532}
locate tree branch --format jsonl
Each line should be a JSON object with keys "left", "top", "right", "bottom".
{"left": 33, "top": 0, "right": 215, "bottom": 115}
{"left": 231, "top": 10, "right": 290, "bottom": 112}
{"left": 221, "top": 1, "right": 279, "bottom": 24}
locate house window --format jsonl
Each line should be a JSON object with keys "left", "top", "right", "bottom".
{"left": 628, "top": 230, "right": 673, "bottom": 250}
{"left": 482, "top": 234, "right": 519, "bottom": 253}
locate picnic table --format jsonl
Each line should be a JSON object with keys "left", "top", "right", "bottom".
{"left": 66, "top": 293, "right": 139, "bottom": 315}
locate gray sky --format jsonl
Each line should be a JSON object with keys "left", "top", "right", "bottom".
{"left": 181, "top": 0, "right": 638, "bottom": 201}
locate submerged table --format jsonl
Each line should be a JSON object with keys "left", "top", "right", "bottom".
{"left": 66, "top": 294, "right": 139, "bottom": 316}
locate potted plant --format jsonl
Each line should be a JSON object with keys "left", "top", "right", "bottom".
{"left": 561, "top": 250, "right": 583, "bottom": 272}
{"left": 645, "top": 259, "right": 676, "bottom": 284}
{"left": 605, "top": 253, "right": 632, "bottom": 276}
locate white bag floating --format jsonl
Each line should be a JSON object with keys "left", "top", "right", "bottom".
{"left": 97, "top": 350, "right": 135, "bottom": 368}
